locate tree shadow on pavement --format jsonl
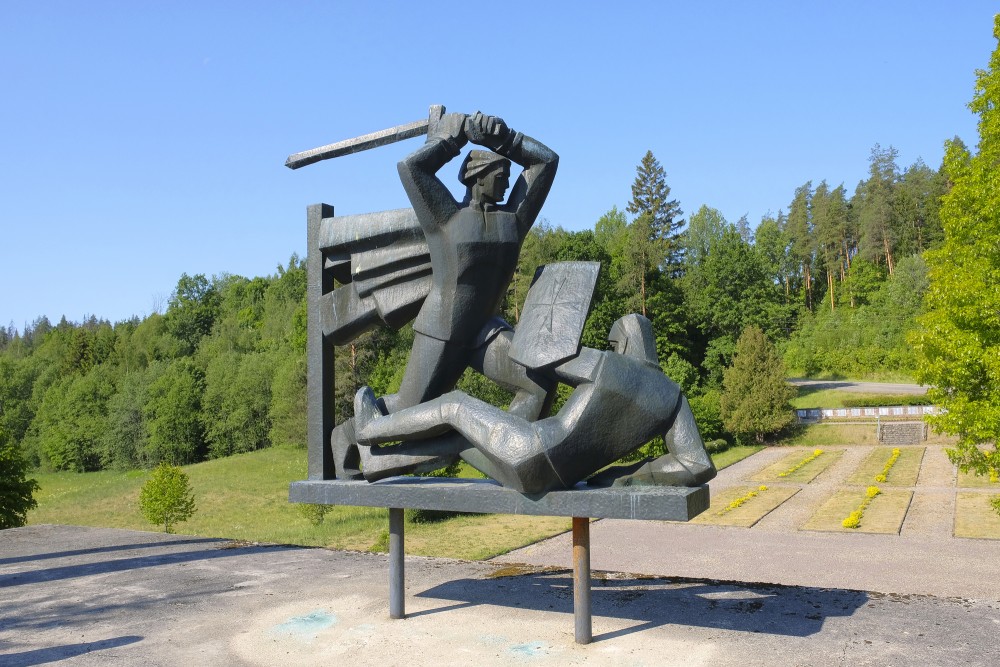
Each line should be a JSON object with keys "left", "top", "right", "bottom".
{"left": 0, "top": 635, "right": 142, "bottom": 667}
{"left": 0, "top": 543, "right": 299, "bottom": 589}
{"left": 1, "top": 585, "right": 227, "bottom": 635}
{"left": 0, "top": 538, "right": 222, "bottom": 566}
{"left": 416, "top": 570, "right": 868, "bottom": 641}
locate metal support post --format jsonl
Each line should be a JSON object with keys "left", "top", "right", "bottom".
{"left": 389, "top": 507, "right": 405, "bottom": 619}
{"left": 572, "top": 516, "right": 592, "bottom": 644}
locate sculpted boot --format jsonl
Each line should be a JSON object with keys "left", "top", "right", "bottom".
{"left": 330, "top": 419, "right": 364, "bottom": 480}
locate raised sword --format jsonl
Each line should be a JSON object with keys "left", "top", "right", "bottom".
{"left": 285, "top": 104, "right": 445, "bottom": 169}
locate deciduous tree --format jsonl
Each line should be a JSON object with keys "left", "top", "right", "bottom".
{"left": 143, "top": 359, "right": 205, "bottom": 464}
{"left": 914, "top": 15, "right": 1000, "bottom": 480}
{"left": 0, "top": 427, "right": 39, "bottom": 529}
{"left": 138, "top": 463, "right": 196, "bottom": 533}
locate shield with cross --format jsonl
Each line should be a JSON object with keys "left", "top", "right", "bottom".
{"left": 509, "top": 261, "right": 601, "bottom": 370}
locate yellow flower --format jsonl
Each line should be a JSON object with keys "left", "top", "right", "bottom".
{"left": 758, "top": 485, "right": 768, "bottom": 491}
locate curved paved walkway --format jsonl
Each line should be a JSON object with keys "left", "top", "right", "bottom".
{"left": 496, "top": 445, "right": 1000, "bottom": 602}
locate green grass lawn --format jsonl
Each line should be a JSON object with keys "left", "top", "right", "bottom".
{"left": 789, "top": 388, "right": 891, "bottom": 410}
{"left": 801, "top": 488, "right": 913, "bottom": 534}
{"left": 27, "top": 447, "right": 572, "bottom": 559}
{"left": 845, "top": 447, "right": 925, "bottom": 487}
{"left": 779, "top": 423, "right": 879, "bottom": 447}
{"left": 26, "top": 444, "right": 748, "bottom": 559}
{"left": 954, "top": 492, "right": 1000, "bottom": 539}
{"left": 751, "top": 448, "right": 844, "bottom": 483}
{"left": 711, "top": 445, "right": 764, "bottom": 470}
{"left": 957, "top": 469, "right": 1000, "bottom": 489}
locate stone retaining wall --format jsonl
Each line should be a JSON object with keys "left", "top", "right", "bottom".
{"left": 877, "top": 421, "right": 928, "bottom": 445}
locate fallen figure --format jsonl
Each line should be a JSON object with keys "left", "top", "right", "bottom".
{"left": 353, "top": 314, "right": 716, "bottom": 494}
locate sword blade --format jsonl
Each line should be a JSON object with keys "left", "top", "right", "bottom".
{"left": 285, "top": 105, "right": 445, "bottom": 170}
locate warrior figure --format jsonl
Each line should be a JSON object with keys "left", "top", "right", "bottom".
{"left": 353, "top": 315, "right": 716, "bottom": 494}
{"left": 331, "top": 111, "right": 558, "bottom": 477}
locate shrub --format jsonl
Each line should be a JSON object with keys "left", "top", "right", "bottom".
{"left": 689, "top": 389, "right": 724, "bottom": 442}
{"left": 874, "top": 448, "right": 901, "bottom": 484}
{"left": 0, "top": 430, "right": 40, "bottom": 529}
{"left": 841, "top": 395, "right": 932, "bottom": 408}
{"left": 297, "top": 503, "right": 331, "bottom": 526}
{"left": 777, "top": 449, "right": 823, "bottom": 478}
{"left": 842, "top": 486, "right": 881, "bottom": 529}
{"left": 705, "top": 438, "right": 730, "bottom": 454}
{"left": 718, "top": 485, "right": 769, "bottom": 515}
{"left": 138, "top": 463, "right": 197, "bottom": 533}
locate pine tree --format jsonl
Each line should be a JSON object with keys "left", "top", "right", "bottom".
{"left": 626, "top": 150, "right": 684, "bottom": 270}
{"left": 857, "top": 144, "right": 901, "bottom": 276}
{"left": 785, "top": 182, "right": 814, "bottom": 310}
{"left": 721, "top": 326, "right": 795, "bottom": 443}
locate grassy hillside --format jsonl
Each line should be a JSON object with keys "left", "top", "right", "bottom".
{"left": 26, "top": 445, "right": 761, "bottom": 559}
{"left": 26, "top": 447, "right": 575, "bottom": 560}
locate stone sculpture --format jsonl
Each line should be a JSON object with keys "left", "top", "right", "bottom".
{"left": 353, "top": 311, "right": 716, "bottom": 494}
{"left": 324, "top": 109, "right": 557, "bottom": 479}
{"left": 290, "top": 106, "right": 714, "bottom": 493}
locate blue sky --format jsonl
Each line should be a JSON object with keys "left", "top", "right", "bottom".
{"left": 2, "top": 2, "right": 996, "bottom": 329}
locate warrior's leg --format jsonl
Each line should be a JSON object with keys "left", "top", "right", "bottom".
{"left": 355, "top": 387, "right": 466, "bottom": 445}
{"left": 469, "top": 329, "right": 555, "bottom": 421}
{"left": 356, "top": 334, "right": 468, "bottom": 476}
{"left": 358, "top": 434, "right": 470, "bottom": 481}
{"left": 384, "top": 333, "right": 470, "bottom": 413}
{"left": 355, "top": 386, "right": 555, "bottom": 493}
{"left": 663, "top": 396, "right": 716, "bottom": 484}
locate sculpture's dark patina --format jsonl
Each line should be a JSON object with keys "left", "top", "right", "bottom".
{"left": 322, "top": 110, "right": 558, "bottom": 480}
{"left": 295, "top": 107, "right": 713, "bottom": 492}
{"left": 353, "top": 298, "right": 715, "bottom": 493}
{"left": 287, "top": 107, "right": 715, "bottom": 642}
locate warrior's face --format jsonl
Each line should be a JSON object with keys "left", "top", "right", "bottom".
{"left": 479, "top": 164, "right": 510, "bottom": 204}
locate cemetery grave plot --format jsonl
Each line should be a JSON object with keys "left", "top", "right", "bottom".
{"left": 750, "top": 448, "right": 845, "bottom": 484}
{"left": 801, "top": 488, "right": 913, "bottom": 534}
{"left": 957, "top": 469, "right": 1000, "bottom": 489}
{"left": 954, "top": 492, "right": 1000, "bottom": 539}
{"left": 689, "top": 485, "right": 801, "bottom": 528}
{"left": 845, "top": 447, "right": 925, "bottom": 487}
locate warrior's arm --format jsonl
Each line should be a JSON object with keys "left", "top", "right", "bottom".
{"left": 497, "top": 132, "right": 558, "bottom": 235}
{"left": 464, "top": 111, "right": 558, "bottom": 236}
{"left": 549, "top": 347, "right": 603, "bottom": 387}
{"left": 397, "top": 113, "right": 467, "bottom": 228}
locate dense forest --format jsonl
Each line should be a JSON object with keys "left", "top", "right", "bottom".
{"left": 0, "top": 140, "right": 948, "bottom": 474}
